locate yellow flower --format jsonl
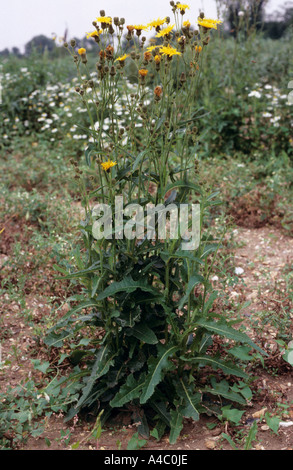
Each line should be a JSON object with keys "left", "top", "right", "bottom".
{"left": 147, "top": 18, "right": 167, "bottom": 29}
{"left": 156, "top": 24, "right": 175, "bottom": 38}
{"left": 100, "top": 160, "right": 117, "bottom": 171}
{"left": 146, "top": 45, "right": 159, "bottom": 52}
{"left": 183, "top": 20, "right": 191, "bottom": 28}
{"left": 96, "top": 16, "right": 112, "bottom": 24}
{"left": 138, "top": 69, "right": 148, "bottom": 77}
{"left": 159, "top": 45, "right": 181, "bottom": 57}
{"left": 176, "top": 3, "right": 190, "bottom": 12}
{"left": 197, "top": 18, "right": 222, "bottom": 29}
{"left": 154, "top": 55, "right": 161, "bottom": 64}
{"left": 78, "top": 48, "right": 86, "bottom": 55}
{"left": 195, "top": 45, "right": 202, "bottom": 53}
{"left": 134, "top": 24, "right": 149, "bottom": 31}
{"left": 86, "top": 30, "right": 102, "bottom": 39}
{"left": 115, "top": 54, "right": 130, "bottom": 62}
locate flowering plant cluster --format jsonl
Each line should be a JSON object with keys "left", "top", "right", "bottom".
{"left": 47, "top": 3, "right": 264, "bottom": 443}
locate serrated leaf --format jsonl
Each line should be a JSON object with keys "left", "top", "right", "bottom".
{"left": 140, "top": 345, "right": 178, "bottom": 404}
{"left": 191, "top": 355, "right": 248, "bottom": 379}
{"left": 204, "top": 379, "right": 247, "bottom": 405}
{"left": 110, "top": 374, "right": 145, "bottom": 408}
{"left": 196, "top": 319, "right": 265, "bottom": 355}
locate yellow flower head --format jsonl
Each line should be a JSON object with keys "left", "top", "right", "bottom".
{"left": 146, "top": 45, "right": 159, "bottom": 52}
{"left": 195, "top": 45, "right": 202, "bottom": 53}
{"left": 96, "top": 16, "right": 112, "bottom": 24}
{"left": 176, "top": 3, "right": 190, "bottom": 12}
{"left": 159, "top": 45, "right": 181, "bottom": 57}
{"left": 148, "top": 18, "right": 167, "bottom": 29}
{"left": 100, "top": 160, "right": 117, "bottom": 171}
{"left": 86, "top": 30, "right": 102, "bottom": 39}
{"left": 78, "top": 48, "right": 86, "bottom": 55}
{"left": 156, "top": 24, "right": 175, "bottom": 38}
{"left": 197, "top": 18, "right": 222, "bottom": 29}
{"left": 115, "top": 54, "right": 130, "bottom": 62}
{"left": 134, "top": 24, "right": 149, "bottom": 31}
{"left": 183, "top": 20, "right": 191, "bottom": 28}
{"left": 138, "top": 69, "right": 148, "bottom": 77}
{"left": 154, "top": 54, "right": 161, "bottom": 64}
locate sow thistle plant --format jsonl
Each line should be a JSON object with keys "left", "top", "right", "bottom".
{"left": 48, "top": 3, "right": 265, "bottom": 443}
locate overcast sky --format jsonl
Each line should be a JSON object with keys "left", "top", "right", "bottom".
{"left": 0, "top": 0, "right": 288, "bottom": 51}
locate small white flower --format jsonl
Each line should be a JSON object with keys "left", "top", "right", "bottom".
{"left": 270, "top": 116, "right": 281, "bottom": 123}
{"left": 248, "top": 90, "right": 261, "bottom": 98}
{"left": 235, "top": 267, "right": 244, "bottom": 275}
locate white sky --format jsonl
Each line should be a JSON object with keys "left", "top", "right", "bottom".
{"left": 0, "top": 0, "right": 289, "bottom": 51}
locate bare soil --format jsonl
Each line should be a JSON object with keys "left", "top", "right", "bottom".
{"left": 1, "top": 220, "right": 292, "bottom": 450}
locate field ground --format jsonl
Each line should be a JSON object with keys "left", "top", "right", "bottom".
{"left": 1, "top": 32, "right": 293, "bottom": 449}
{"left": 1, "top": 147, "right": 292, "bottom": 449}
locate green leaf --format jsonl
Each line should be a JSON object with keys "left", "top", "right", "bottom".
{"left": 221, "top": 405, "right": 244, "bottom": 425}
{"left": 190, "top": 355, "right": 248, "bottom": 379}
{"left": 151, "top": 402, "right": 171, "bottom": 426}
{"left": 127, "top": 432, "right": 147, "bottom": 450}
{"left": 164, "top": 181, "right": 202, "bottom": 195}
{"left": 228, "top": 346, "right": 252, "bottom": 361}
{"left": 265, "top": 413, "right": 280, "bottom": 434}
{"left": 97, "top": 276, "right": 159, "bottom": 301}
{"left": 178, "top": 274, "right": 204, "bottom": 310}
{"left": 132, "top": 150, "right": 149, "bottom": 172}
{"left": 66, "top": 346, "right": 115, "bottom": 419}
{"left": 178, "top": 379, "right": 200, "bottom": 421}
{"left": 222, "top": 433, "right": 238, "bottom": 450}
{"left": 130, "top": 323, "right": 158, "bottom": 345}
{"left": 140, "top": 345, "right": 178, "bottom": 404}
{"left": 244, "top": 421, "right": 258, "bottom": 450}
{"left": 46, "top": 300, "right": 99, "bottom": 335}
{"left": 203, "top": 379, "right": 247, "bottom": 405}
{"left": 110, "top": 374, "right": 145, "bottom": 408}
{"left": 195, "top": 319, "right": 265, "bottom": 355}
{"left": 282, "top": 348, "right": 293, "bottom": 366}
{"left": 31, "top": 360, "right": 51, "bottom": 374}
{"left": 169, "top": 409, "right": 183, "bottom": 445}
